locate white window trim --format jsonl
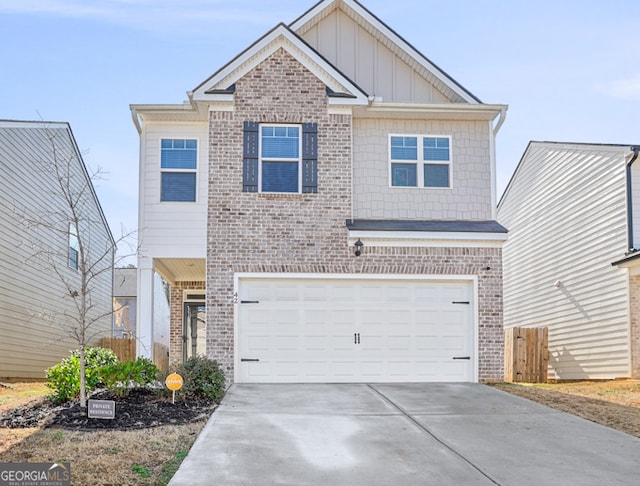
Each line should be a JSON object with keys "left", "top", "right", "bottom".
{"left": 159, "top": 138, "right": 199, "bottom": 203}
{"left": 388, "top": 134, "right": 452, "bottom": 189}
{"left": 258, "top": 123, "right": 303, "bottom": 194}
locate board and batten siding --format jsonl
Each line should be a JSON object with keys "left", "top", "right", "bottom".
{"left": 0, "top": 122, "right": 114, "bottom": 378}
{"left": 138, "top": 121, "right": 208, "bottom": 260}
{"left": 498, "top": 142, "right": 630, "bottom": 379}
{"left": 299, "top": 8, "right": 452, "bottom": 104}
{"left": 352, "top": 118, "right": 493, "bottom": 220}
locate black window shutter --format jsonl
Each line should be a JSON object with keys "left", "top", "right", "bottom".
{"left": 302, "top": 122, "right": 318, "bottom": 193}
{"left": 243, "top": 121, "right": 259, "bottom": 192}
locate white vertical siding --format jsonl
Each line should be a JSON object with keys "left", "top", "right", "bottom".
{"left": 300, "top": 9, "right": 450, "bottom": 103}
{"left": 0, "top": 123, "right": 113, "bottom": 378}
{"left": 498, "top": 143, "right": 631, "bottom": 379}
{"left": 138, "top": 121, "right": 208, "bottom": 260}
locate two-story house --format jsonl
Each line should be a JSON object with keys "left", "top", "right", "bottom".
{"left": 132, "top": 0, "right": 508, "bottom": 383}
{"left": 0, "top": 120, "right": 115, "bottom": 378}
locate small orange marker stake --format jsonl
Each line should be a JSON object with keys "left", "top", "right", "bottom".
{"left": 165, "top": 373, "right": 184, "bottom": 404}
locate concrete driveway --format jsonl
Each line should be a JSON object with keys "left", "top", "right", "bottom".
{"left": 169, "top": 384, "right": 640, "bottom": 485}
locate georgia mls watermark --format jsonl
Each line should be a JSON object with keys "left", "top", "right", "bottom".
{"left": 0, "top": 463, "right": 70, "bottom": 486}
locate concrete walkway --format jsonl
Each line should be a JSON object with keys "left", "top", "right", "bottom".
{"left": 169, "top": 383, "right": 640, "bottom": 485}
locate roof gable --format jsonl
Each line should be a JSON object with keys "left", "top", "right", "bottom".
{"left": 290, "top": 0, "right": 480, "bottom": 104}
{"left": 191, "top": 23, "right": 368, "bottom": 105}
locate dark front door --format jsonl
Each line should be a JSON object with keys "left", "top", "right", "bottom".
{"left": 183, "top": 302, "right": 206, "bottom": 361}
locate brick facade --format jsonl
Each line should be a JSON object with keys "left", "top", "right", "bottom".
{"left": 206, "top": 48, "right": 504, "bottom": 383}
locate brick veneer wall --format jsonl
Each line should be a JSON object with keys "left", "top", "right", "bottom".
{"left": 207, "top": 47, "right": 504, "bottom": 383}
{"left": 169, "top": 281, "right": 205, "bottom": 367}
{"left": 630, "top": 275, "right": 640, "bottom": 378}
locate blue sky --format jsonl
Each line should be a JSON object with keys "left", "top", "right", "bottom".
{"left": 2, "top": 0, "right": 639, "bottom": 256}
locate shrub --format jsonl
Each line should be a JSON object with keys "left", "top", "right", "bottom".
{"left": 45, "top": 347, "right": 118, "bottom": 403}
{"left": 176, "top": 355, "right": 225, "bottom": 401}
{"left": 100, "top": 357, "right": 159, "bottom": 397}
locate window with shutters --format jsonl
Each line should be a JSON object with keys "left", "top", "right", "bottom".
{"left": 389, "top": 135, "right": 451, "bottom": 188}
{"left": 160, "top": 139, "right": 197, "bottom": 202}
{"left": 260, "top": 125, "right": 301, "bottom": 193}
{"left": 243, "top": 122, "right": 318, "bottom": 194}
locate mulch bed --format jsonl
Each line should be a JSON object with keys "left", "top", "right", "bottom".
{"left": 0, "top": 389, "right": 217, "bottom": 431}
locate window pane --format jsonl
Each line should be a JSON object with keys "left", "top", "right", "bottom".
{"left": 391, "top": 163, "right": 417, "bottom": 187}
{"left": 424, "top": 164, "right": 450, "bottom": 187}
{"left": 424, "top": 137, "right": 450, "bottom": 161}
{"left": 69, "top": 247, "right": 78, "bottom": 270}
{"left": 262, "top": 161, "right": 299, "bottom": 193}
{"left": 161, "top": 139, "right": 197, "bottom": 169}
{"left": 261, "top": 126, "right": 299, "bottom": 158}
{"left": 391, "top": 136, "right": 418, "bottom": 160}
{"left": 161, "top": 172, "right": 197, "bottom": 201}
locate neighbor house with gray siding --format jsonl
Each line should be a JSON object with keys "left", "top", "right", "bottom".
{"left": 132, "top": 0, "right": 508, "bottom": 383}
{"left": 0, "top": 120, "right": 115, "bottom": 378}
{"left": 498, "top": 141, "right": 640, "bottom": 380}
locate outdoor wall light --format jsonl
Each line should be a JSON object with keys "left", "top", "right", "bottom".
{"left": 354, "top": 239, "right": 364, "bottom": 257}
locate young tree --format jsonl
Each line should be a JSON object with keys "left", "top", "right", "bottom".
{"left": 13, "top": 124, "right": 134, "bottom": 408}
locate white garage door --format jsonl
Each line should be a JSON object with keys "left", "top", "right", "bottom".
{"left": 237, "top": 277, "right": 475, "bottom": 383}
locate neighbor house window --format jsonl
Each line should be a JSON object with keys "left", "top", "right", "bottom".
{"left": 68, "top": 222, "right": 79, "bottom": 270}
{"left": 260, "top": 125, "right": 301, "bottom": 193}
{"left": 161, "top": 139, "right": 197, "bottom": 202}
{"left": 390, "top": 135, "right": 451, "bottom": 188}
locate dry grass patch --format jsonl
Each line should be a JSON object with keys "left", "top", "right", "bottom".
{"left": 0, "top": 421, "right": 206, "bottom": 485}
{"left": 493, "top": 380, "right": 640, "bottom": 438}
{"left": 0, "top": 380, "right": 49, "bottom": 453}
{"left": 0, "top": 380, "right": 49, "bottom": 414}
{"left": 1, "top": 380, "right": 212, "bottom": 485}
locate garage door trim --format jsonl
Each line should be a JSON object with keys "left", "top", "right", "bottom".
{"left": 233, "top": 273, "right": 479, "bottom": 383}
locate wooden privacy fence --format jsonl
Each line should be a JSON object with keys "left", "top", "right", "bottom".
{"left": 101, "top": 337, "right": 136, "bottom": 362}
{"left": 504, "top": 327, "right": 549, "bottom": 383}
{"left": 154, "top": 343, "right": 169, "bottom": 374}
{"left": 101, "top": 337, "right": 169, "bottom": 374}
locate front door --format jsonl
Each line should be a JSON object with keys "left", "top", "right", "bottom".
{"left": 183, "top": 302, "right": 206, "bottom": 361}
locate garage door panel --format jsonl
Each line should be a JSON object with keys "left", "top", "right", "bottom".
{"left": 238, "top": 277, "right": 474, "bottom": 383}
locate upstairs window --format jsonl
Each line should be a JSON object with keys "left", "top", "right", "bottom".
{"left": 260, "top": 125, "right": 301, "bottom": 193}
{"left": 243, "top": 122, "right": 318, "bottom": 194}
{"left": 390, "top": 135, "right": 451, "bottom": 188}
{"left": 68, "top": 222, "right": 79, "bottom": 270}
{"left": 161, "top": 139, "right": 197, "bottom": 202}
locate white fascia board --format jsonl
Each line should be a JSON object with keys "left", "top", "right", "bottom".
{"left": 130, "top": 103, "right": 197, "bottom": 113}
{"left": 361, "top": 102, "right": 508, "bottom": 121}
{"left": 328, "top": 105, "right": 353, "bottom": 115}
{"left": 208, "top": 102, "right": 234, "bottom": 112}
{"left": 348, "top": 230, "right": 507, "bottom": 248}
{"left": 192, "top": 25, "right": 367, "bottom": 104}
{"left": 291, "top": 0, "right": 479, "bottom": 104}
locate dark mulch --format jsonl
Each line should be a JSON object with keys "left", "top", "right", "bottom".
{"left": 0, "top": 388, "right": 217, "bottom": 431}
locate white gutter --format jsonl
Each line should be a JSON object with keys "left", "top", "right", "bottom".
{"left": 130, "top": 107, "right": 142, "bottom": 135}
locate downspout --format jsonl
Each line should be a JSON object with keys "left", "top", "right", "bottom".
{"left": 492, "top": 107, "right": 508, "bottom": 136}
{"left": 626, "top": 146, "right": 640, "bottom": 252}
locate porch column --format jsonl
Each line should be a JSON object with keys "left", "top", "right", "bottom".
{"left": 136, "top": 261, "right": 155, "bottom": 359}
